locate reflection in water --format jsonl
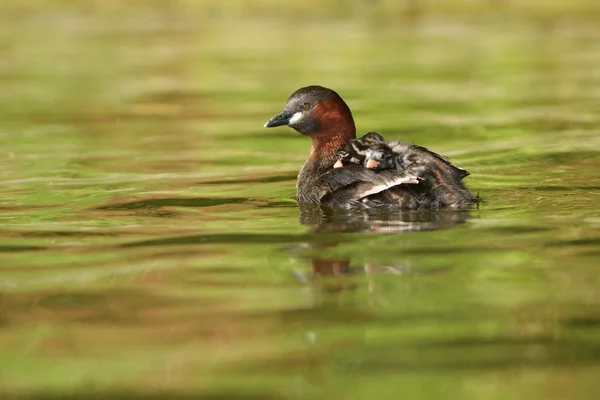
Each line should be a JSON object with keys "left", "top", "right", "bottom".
{"left": 299, "top": 204, "right": 473, "bottom": 234}
{"left": 287, "top": 207, "right": 476, "bottom": 379}
{"left": 294, "top": 205, "right": 470, "bottom": 296}
{"left": 294, "top": 251, "right": 411, "bottom": 298}
{"left": 299, "top": 257, "right": 410, "bottom": 300}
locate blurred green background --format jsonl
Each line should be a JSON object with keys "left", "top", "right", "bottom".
{"left": 1, "top": 1, "right": 600, "bottom": 399}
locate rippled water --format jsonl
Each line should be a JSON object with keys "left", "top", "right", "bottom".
{"left": 2, "top": 3, "right": 600, "bottom": 399}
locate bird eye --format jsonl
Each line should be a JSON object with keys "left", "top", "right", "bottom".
{"left": 302, "top": 102, "right": 310, "bottom": 111}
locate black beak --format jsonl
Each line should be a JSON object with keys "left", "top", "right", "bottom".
{"left": 264, "top": 110, "right": 291, "bottom": 128}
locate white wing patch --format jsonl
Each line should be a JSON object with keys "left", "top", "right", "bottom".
{"left": 359, "top": 175, "right": 419, "bottom": 198}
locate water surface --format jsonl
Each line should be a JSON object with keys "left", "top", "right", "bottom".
{"left": 1, "top": 3, "right": 600, "bottom": 399}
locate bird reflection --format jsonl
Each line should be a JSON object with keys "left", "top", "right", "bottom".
{"left": 292, "top": 255, "right": 411, "bottom": 295}
{"left": 299, "top": 203, "right": 472, "bottom": 234}
{"left": 293, "top": 204, "right": 471, "bottom": 290}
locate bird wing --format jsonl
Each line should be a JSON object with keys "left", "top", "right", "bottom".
{"left": 314, "top": 166, "right": 419, "bottom": 208}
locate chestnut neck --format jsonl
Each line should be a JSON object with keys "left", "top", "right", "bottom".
{"left": 308, "top": 99, "right": 356, "bottom": 164}
{"left": 297, "top": 98, "right": 357, "bottom": 203}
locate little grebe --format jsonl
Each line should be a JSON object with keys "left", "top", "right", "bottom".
{"left": 333, "top": 132, "right": 386, "bottom": 169}
{"left": 264, "top": 85, "right": 476, "bottom": 209}
{"left": 364, "top": 142, "right": 396, "bottom": 171}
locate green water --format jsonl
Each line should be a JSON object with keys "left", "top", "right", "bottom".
{"left": 2, "top": 3, "right": 600, "bottom": 399}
